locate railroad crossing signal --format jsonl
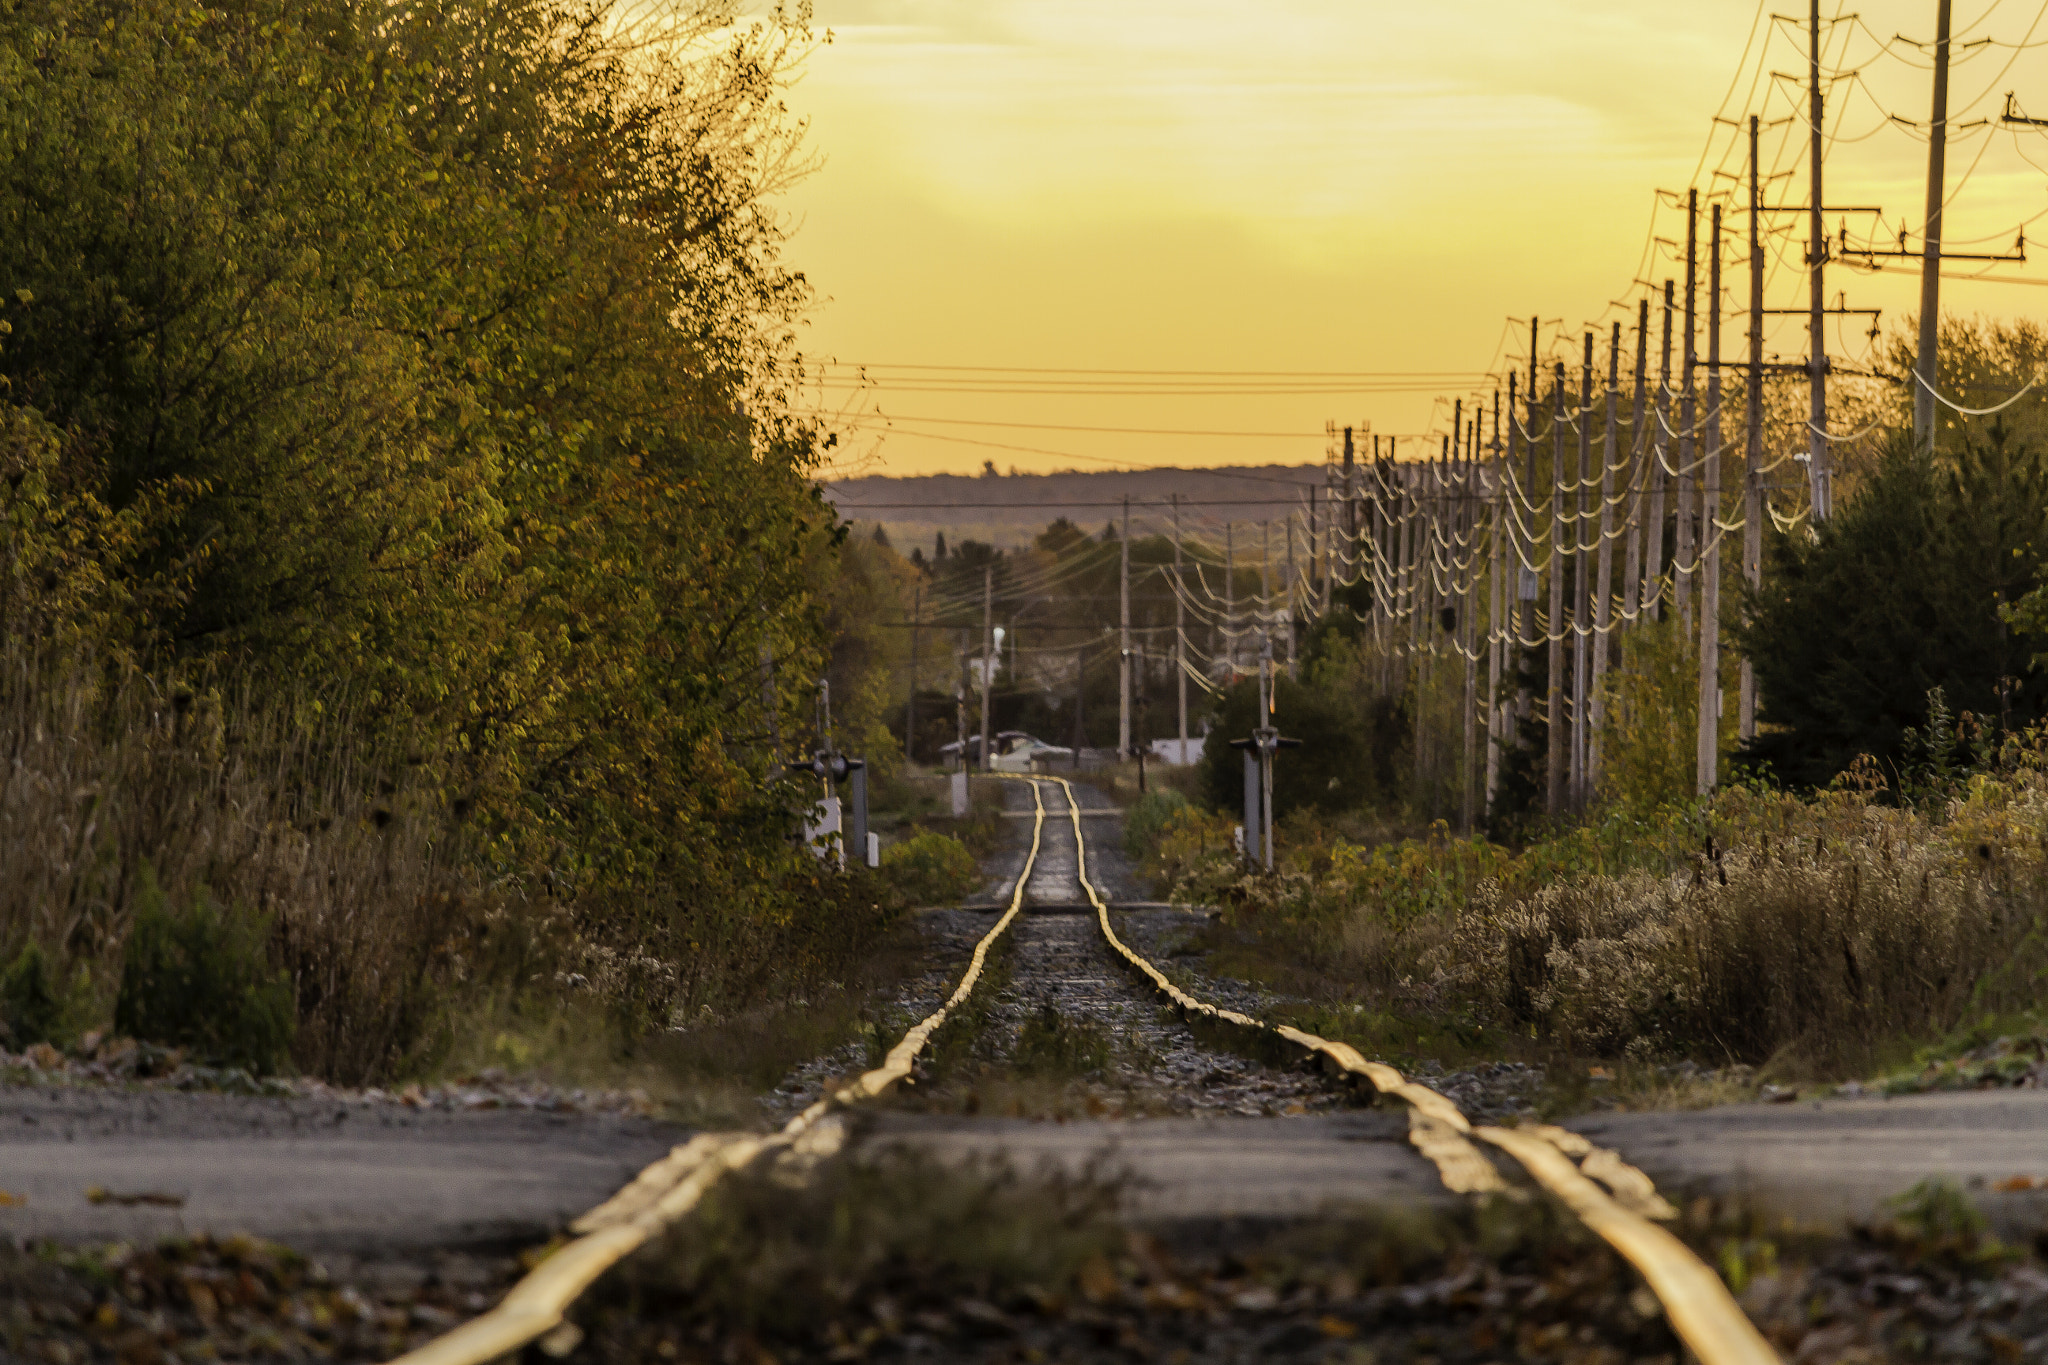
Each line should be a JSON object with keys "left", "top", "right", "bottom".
{"left": 1228, "top": 728, "right": 1300, "bottom": 872}
{"left": 786, "top": 751, "right": 875, "bottom": 869}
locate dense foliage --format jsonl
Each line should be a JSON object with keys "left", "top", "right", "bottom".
{"left": 0, "top": 0, "right": 885, "bottom": 1077}
{"left": 1740, "top": 426, "right": 2048, "bottom": 789}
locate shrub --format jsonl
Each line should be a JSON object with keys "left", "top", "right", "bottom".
{"left": 0, "top": 941, "right": 59, "bottom": 1047}
{"left": 881, "top": 830, "right": 981, "bottom": 906}
{"left": 1146, "top": 804, "right": 1242, "bottom": 897}
{"left": 115, "top": 876, "right": 294, "bottom": 1074}
{"left": 1431, "top": 789, "right": 2048, "bottom": 1068}
{"left": 1121, "top": 788, "right": 1189, "bottom": 861}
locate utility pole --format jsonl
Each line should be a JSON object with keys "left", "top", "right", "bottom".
{"left": 1590, "top": 323, "right": 1619, "bottom": 798}
{"left": 1506, "top": 371, "right": 1521, "bottom": 639}
{"left": 979, "top": 565, "right": 994, "bottom": 772}
{"left": 1916, "top": 0, "right": 1954, "bottom": 450}
{"left": 1285, "top": 510, "right": 1298, "bottom": 679}
{"left": 1808, "top": 0, "right": 1833, "bottom": 518}
{"left": 906, "top": 583, "right": 922, "bottom": 764}
{"left": 1313, "top": 483, "right": 1330, "bottom": 614}
{"left": 1486, "top": 392, "right": 1505, "bottom": 818}
{"left": 1700, "top": 202, "right": 1725, "bottom": 795}
{"left": 1573, "top": 333, "right": 1593, "bottom": 809}
{"left": 1548, "top": 362, "right": 1568, "bottom": 818}
{"left": 1524, "top": 317, "right": 1541, "bottom": 647}
{"left": 1258, "top": 636, "right": 1277, "bottom": 871}
{"left": 1118, "top": 496, "right": 1131, "bottom": 760}
{"left": 1342, "top": 426, "right": 1357, "bottom": 540}
{"left": 1623, "top": 299, "right": 1649, "bottom": 626}
{"left": 1677, "top": 190, "right": 1699, "bottom": 633}
{"left": 1646, "top": 280, "right": 1674, "bottom": 619}
{"left": 1224, "top": 522, "right": 1236, "bottom": 682}
{"left": 1173, "top": 494, "right": 1188, "bottom": 761}
{"left": 956, "top": 634, "right": 969, "bottom": 768}
{"left": 1461, "top": 424, "right": 1479, "bottom": 834}
{"left": 1071, "top": 644, "right": 1086, "bottom": 768}
{"left": 1743, "top": 115, "right": 1766, "bottom": 742}
{"left": 1261, "top": 520, "right": 1274, "bottom": 667}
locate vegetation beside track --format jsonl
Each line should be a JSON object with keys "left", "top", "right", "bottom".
{"left": 1131, "top": 751, "right": 2048, "bottom": 1098}
{"left": 0, "top": 0, "right": 956, "bottom": 1095}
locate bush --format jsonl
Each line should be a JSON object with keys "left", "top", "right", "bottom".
{"left": 115, "top": 876, "right": 294, "bottom": 1074}
{"left": 1121, "top": 788, "right": 1189, "bottom": 861}
{"left": 0, "top": 941, "right": 59, "bottom": 1047}
{"left": 881, "top": 830, "right": 981, "bottom": 906}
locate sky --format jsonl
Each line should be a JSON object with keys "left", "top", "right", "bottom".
{"left": 778, "top": 1, "right": 2048, "bottom": 478}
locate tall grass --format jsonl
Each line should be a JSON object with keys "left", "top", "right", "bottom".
{"left": 0, "top": 653, "right": 505, "bottom": 1082}
{"left": 1162, "top": 771, "right": 2048, "bottom": 1074}
{"left": 0, "top": 652, "right": 918, "bottom": 1085}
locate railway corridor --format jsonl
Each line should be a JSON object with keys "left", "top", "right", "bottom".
{"left": 980, "top": 777, "right": 1344, "bottom": 1116}
{"left": 10, "top": 774, "right": 2048, "bottom": 1365}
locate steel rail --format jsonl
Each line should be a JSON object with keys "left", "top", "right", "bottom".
{"left": 385, "top": 781, "right": 1051, "bottom": 1365}
{"left": 1041, "top": 773, "right": 1780, "bottom": 1365}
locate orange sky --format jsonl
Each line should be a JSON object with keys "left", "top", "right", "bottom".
{"left": 781, "top": 2, "right": 2048, "bottom": 477}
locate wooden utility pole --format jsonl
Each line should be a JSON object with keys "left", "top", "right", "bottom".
{"left": 958, "top": 633, "right": 970, "bottom": 765}
{"left": 1915, "top": 0, "right": 1954, "bottom": 449}
{"left": 1118, "top": 497, "right": 1131, "bottom": 759}
{"left": 1506, "top": 370, "right": 1521, "bottom": 637}
{"left": 1524, "top": 319, "right": 1541, "bottom": 649}
{"left": 1590, "top": 323, "right": 1620, "bottom": 797}
{"left": 1224, "top": 522, "right": 1235, "bottom": 681}
{"left": 1743, "top": 115, "right": 1766, "bottom": 742}
{"left": 1677, "top": 189, "right": 1699, "bottom": 633}
{"left": 1261, "top": 518, "right": 1273, "bottom": 653}
{"left": 1285, "top": 510, "right": 1298, "bottom": 678}
{"left": 1646, "top": 280, "right": 1674, "bottom": 619}
{"left": 1173, "top": 494, "right": 1187, "bottom": 762}
{"left": 1413, "top": 461, "right": 1430, "bottom": 809}
{"left": 1808, "top": 0, "right": 1833, "bottom": 518}
{"left": 1462, "top": 422, "right": 1479, "bottom": 834}
{"left": 1314, "top": 483, "right": 1331, "bottom": 614}
{"left": 978, "top": 565, "right": 994, "bottom": 771}
{"left": 906, "top": 584, "right": 922, "bottom": 764}
{"left": 1486, "top": 392, "right": 1505, "bottom": 817}
{"left": 1623, "top": 299, "right": 1650, "bottom": 625}
{"left": 1699, "top": 202, "right": 1725, "bottom": 794}
{"left": 1547, "top": 362, "right": 1568, "bottom": 817}
{"left": 1573, "top": 332, "right": 1593, "bottom": 809}
{"left": 1342, "top": 425, "right": 1358, "bottom": 540}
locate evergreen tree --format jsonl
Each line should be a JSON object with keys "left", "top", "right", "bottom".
{"left": 1738, "top": 424, "right": 2048, "bottom": 787}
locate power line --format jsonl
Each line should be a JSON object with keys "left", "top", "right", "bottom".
{"left": 820, "top": 414, "right": 1329, "bottom": 438}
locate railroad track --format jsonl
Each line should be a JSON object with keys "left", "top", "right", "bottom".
{"left": 393, "top": 774, "right": 1779, "bottom": 1365}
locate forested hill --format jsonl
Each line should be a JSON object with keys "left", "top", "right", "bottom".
{"left": 825, "top": 464, "right": 1331, "bottom": 549}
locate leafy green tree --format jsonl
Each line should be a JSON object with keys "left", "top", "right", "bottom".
{"left": 1739, "top": 425, "right": 2048, "bottom": 788}
{"left": 1199, "top": 675, "right": 1376, "bottom": 819}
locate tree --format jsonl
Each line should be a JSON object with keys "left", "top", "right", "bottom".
{"left": 1198, "top": 675, "right": 1375, "bottom": 819}
{"left": 1739, "top": 425, "right": 2048, "bottom": 788}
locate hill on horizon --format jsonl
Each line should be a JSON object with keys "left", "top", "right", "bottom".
{"left": 824, "top": 463, "right": 1338, "bottom": 553}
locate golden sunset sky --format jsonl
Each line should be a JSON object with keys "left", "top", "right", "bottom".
{"left": 781, "top": 1, "right": 2048, "bottom": 478}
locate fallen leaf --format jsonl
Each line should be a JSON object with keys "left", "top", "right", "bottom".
{"left": 0, "top": 1190, "right": 22, "bottom": 1206}
{"left": 1992, "top": 1175, "right": 2040, "bottom": 1193}
{"left": 1319, "top": 1314, "right": 1358, "bottom": 1339}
